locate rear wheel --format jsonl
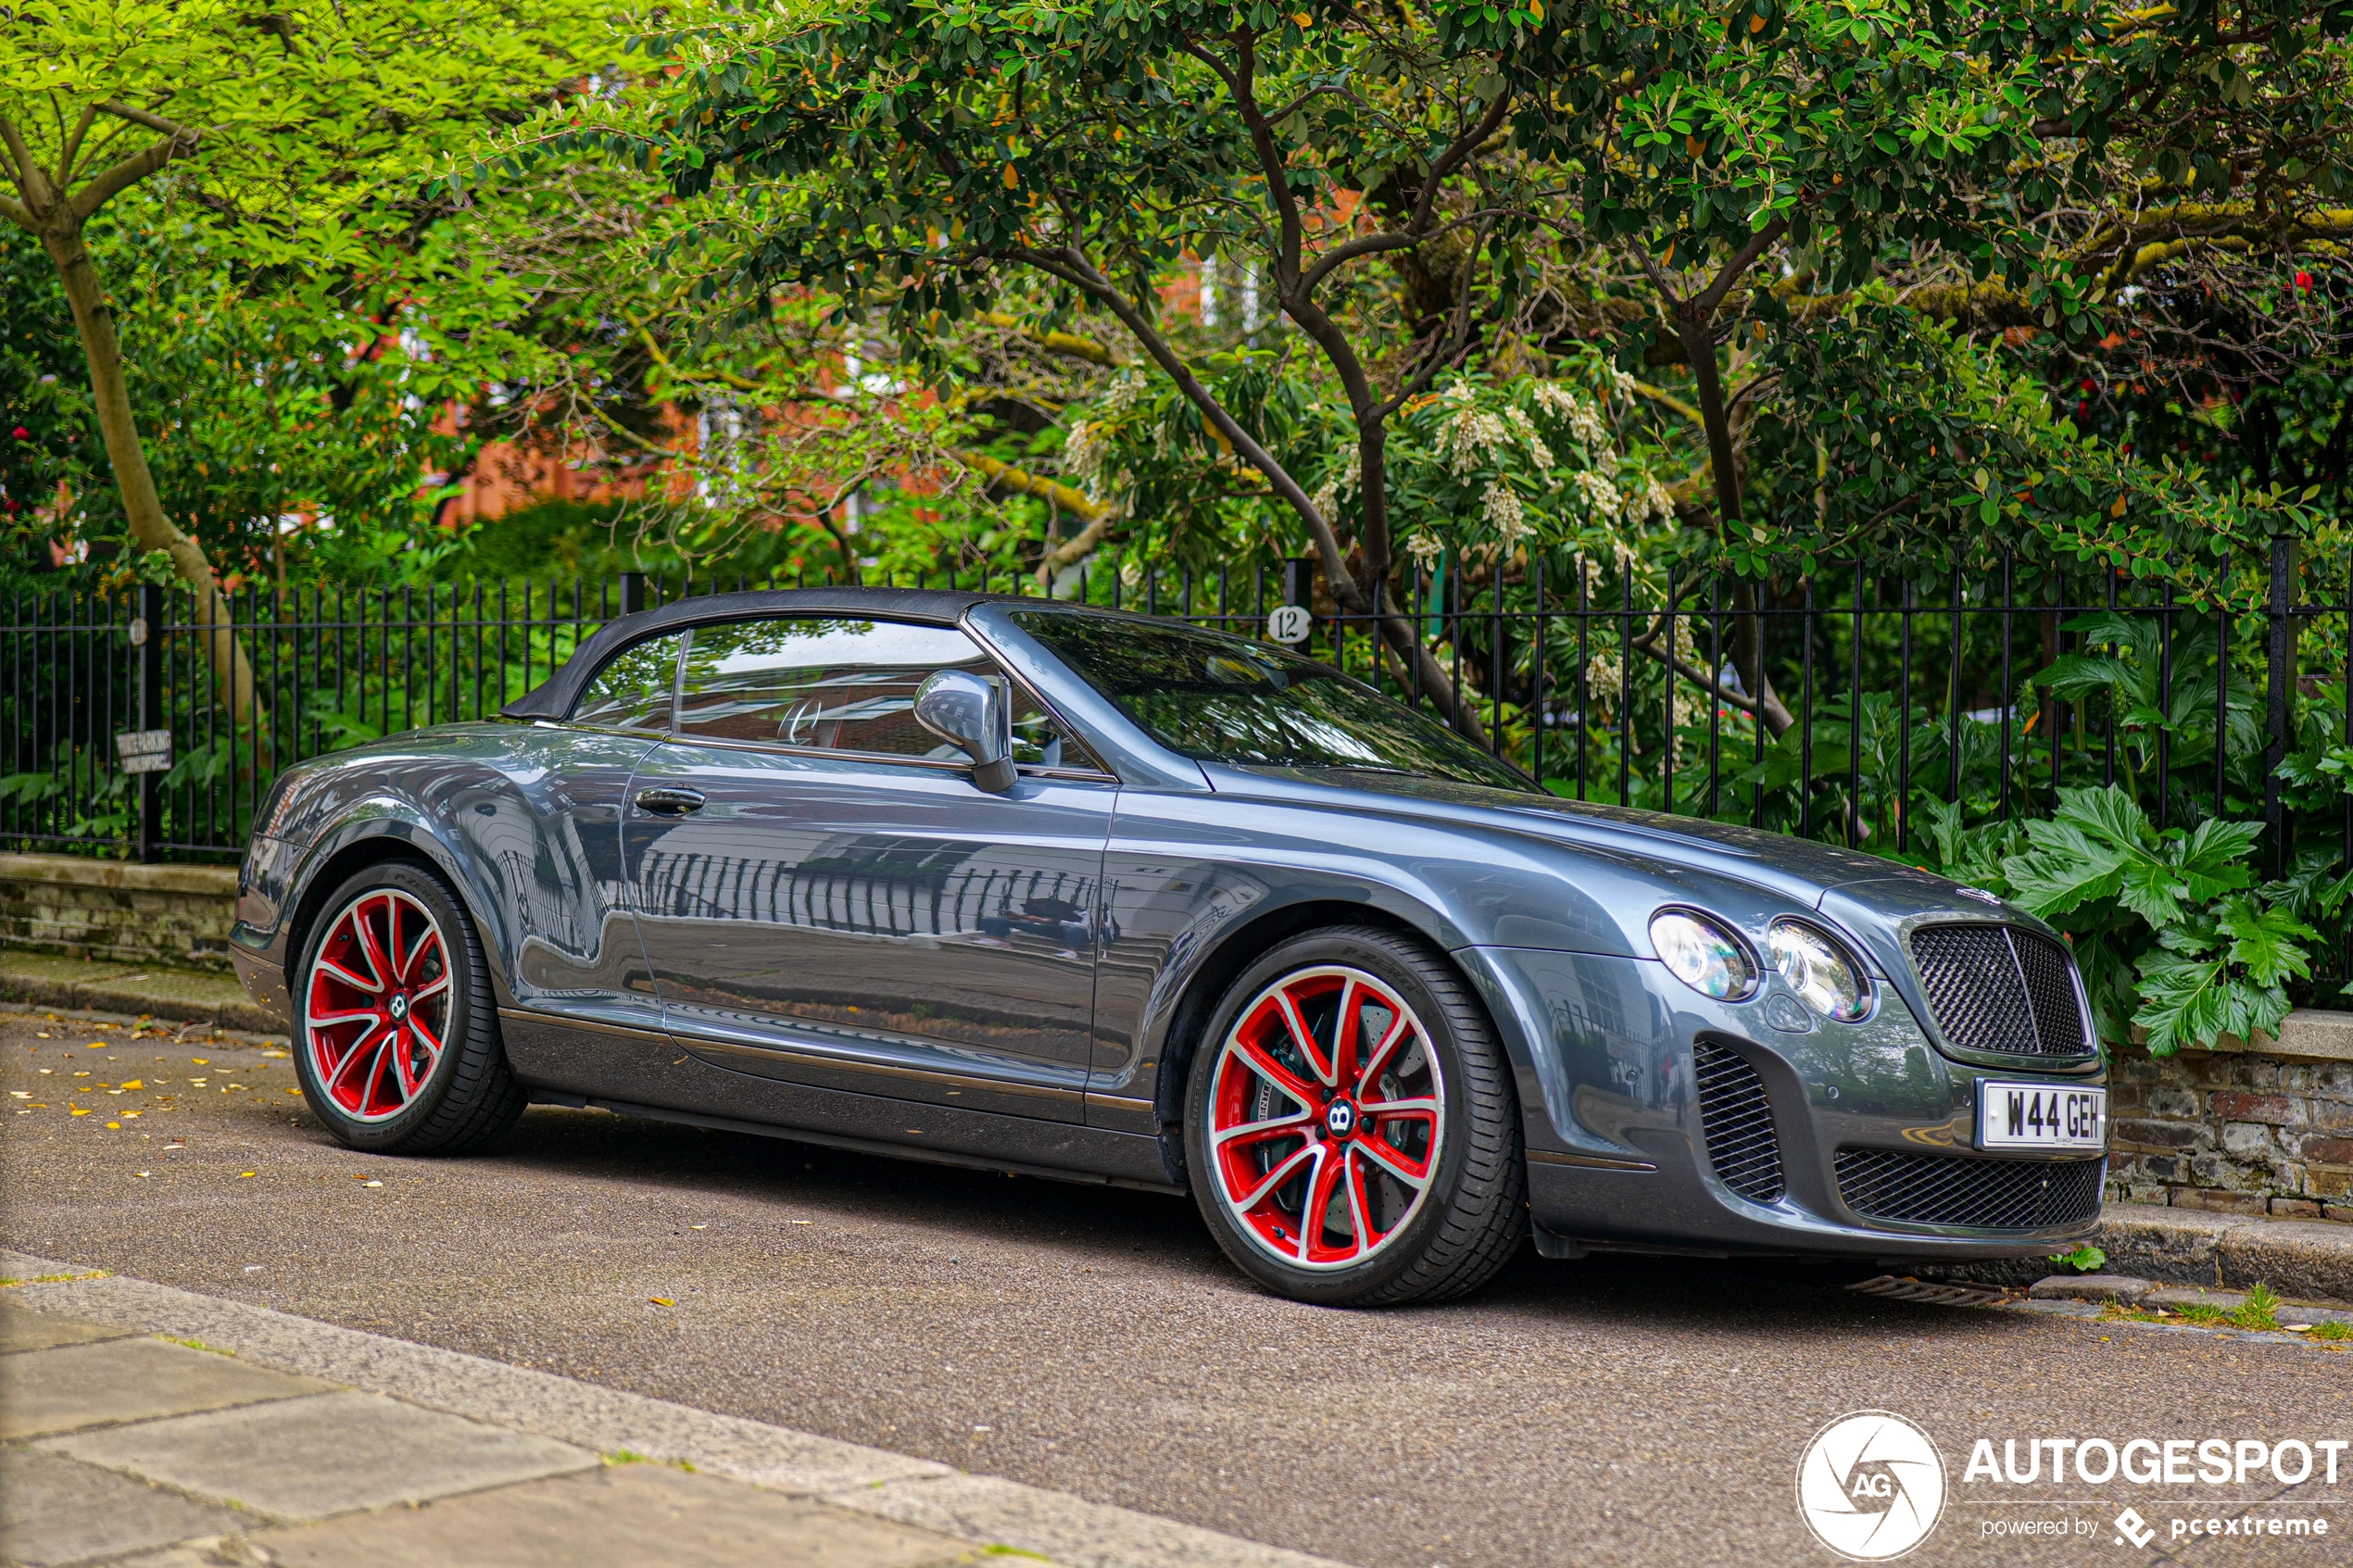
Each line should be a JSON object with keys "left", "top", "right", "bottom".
{"left": 293, "top": 861, "right": 524, "bottom": 1155}
{"left": 1184, "top": 926, "right": 1523, "bottom": 1307}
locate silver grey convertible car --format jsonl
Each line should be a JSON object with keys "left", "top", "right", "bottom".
{"left": 233, "top": 589, "right": 2108, "bottom": 1306}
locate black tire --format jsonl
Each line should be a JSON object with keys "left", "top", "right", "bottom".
{"left": 291, "top": 860, "right": 526, "bottom": 1155}
{"left": 1183, "top": 925, "right": 1524, "bottom": 1307}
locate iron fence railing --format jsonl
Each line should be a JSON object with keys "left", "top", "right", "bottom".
{"left": 4, "top": 545, "right": 2348, "bottom": 993}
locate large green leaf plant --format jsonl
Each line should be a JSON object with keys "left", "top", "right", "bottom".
{"left": 1921, "top": 785, "right": 2352, "bottom": 1056}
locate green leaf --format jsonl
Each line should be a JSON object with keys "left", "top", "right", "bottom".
{"left": 2111, "top": 855, "right": 2192, "bottom": 925}
{"left": 2217, "top": 895, "right": 2315, "bottom": 987}
{"left": 2002, "top": 822, "right": 2126, "bottom": 918}
{"left": 2171, "top": 819, "right": 2264, "bottom": 902}
{"left": 2051, "top": 784, "right": 2153, "bottom": 853}
{"left": 2131, "top": 951, "right": 2233, "bottom": 1055}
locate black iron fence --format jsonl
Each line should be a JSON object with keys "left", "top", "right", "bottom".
{"left": 6, "top": 546, "right": 2349, "bottom": 987}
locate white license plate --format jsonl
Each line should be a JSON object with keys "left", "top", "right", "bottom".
{"left": 1978, "top": 1081, "right": 2107, "bottom": 1151}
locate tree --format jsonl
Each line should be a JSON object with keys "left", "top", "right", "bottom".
{"left": 0, "top": 0, "right": 603, "bottom": 720}
{"left": 621, "top": 0, "right": 1637, "bottom": 735}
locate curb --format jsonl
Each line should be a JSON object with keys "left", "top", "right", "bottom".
{"left": 0, "top": 960, "right": 284, "bottom": 1035}
{"left": 1911, "top": 1202, "right": 2353, "bottom": 1304}
{"left": 0, "top": 1250, "right": 1351, "bottom": 1568}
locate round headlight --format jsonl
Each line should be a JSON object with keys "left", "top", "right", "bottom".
{"left": 1768, "top": 921, "right": 1869, "bottom": 1021}
{"left": 1650, "top": 911, "right": 1757, "bottom": 1001}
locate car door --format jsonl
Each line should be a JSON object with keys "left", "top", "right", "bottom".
{"left": 622, "top": 614, "right": 1116, "bottom": 1123}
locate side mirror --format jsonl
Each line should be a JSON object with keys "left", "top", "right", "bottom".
{"left": 913, "top": 669, "right": 1016, "bottom": 793}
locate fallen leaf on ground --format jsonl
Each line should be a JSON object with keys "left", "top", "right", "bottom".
{"left": 238, "top": 1172, "right": 256, "bottom": 1178}
{"left": 790, "top": 1220, "right": 812, "bottom": 1225}
{"left": 362, "top": 1181, "right": 383, "bottom": 1188}
{"left": 105, "top": 1122, "right": 120, "bottom": 1128}
{"left": 70, "top": 1109, "right": 90, "bottom": 1117}
{"left": 649, "top": 1298, "right": 674, "bottom": 1306}
{"left": 120, "top": 1079, "right": 143, "bottom": 1089}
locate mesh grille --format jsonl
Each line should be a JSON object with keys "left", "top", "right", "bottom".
{"left": 1834, "top": 1148, "right": 2107, "bottom": 1229}
{"left": 2012, "top": 933, "right": 2089, "bottom": 1054}
{"left": 1907, "top": 924, "right": 2088, "bottom": 1056}
{"left": 1693, "top": 1041, "right": 1785, "bottom": 1204}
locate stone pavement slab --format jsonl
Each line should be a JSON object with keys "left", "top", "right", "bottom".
{"left": 0, "top": 1336, "right": 332, "bottom": 1439}
{"left": 2, "top": 1249, "right": 1354, "bottom": 1568}
{"left": 38, "top": 1388, "right": 599, "bottom": 1522}
{"left": 214, "top": 1462, "right": 981, "bottom": 1568}
{"left": 0, "top": 1299, "right": 135, "bottom": 1353}
{"left": 0, "top": 1447, "right": 249, "bottom": 1568}
{"left": 2025, "top": 1273, "right": 2157, "bottom": 1302}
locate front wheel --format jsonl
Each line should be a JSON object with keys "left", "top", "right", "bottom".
{"left": 293, "top": 860, "right": 525, "bottom": 1155}
{"left": 1183, "top": 926, "right": 1524, "bottom": 1307}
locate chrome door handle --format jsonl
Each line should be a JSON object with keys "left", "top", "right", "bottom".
{"left": 635, "top": 786, "right": 707, "bottom": 818}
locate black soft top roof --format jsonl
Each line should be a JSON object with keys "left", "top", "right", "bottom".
{"left": 499, "top": 586, "right": 997, "bottom": 721}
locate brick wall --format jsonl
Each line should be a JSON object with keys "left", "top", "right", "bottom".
{"left": 0, "top": 854, "right": 239, "bottom": 972}
{"left": 2106, "top": 1014, "right": 2353, "bottom": 1222}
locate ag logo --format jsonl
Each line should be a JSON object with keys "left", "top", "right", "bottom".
{"left": 1795, "top": 1410, "right": 1947, "bottom": 1561}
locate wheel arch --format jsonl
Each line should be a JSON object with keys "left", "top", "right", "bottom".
{"left": 1149, "top": 897, "right": 1479, "bottom": 1135}
{"left": 283, "top": 818, "right": 507, "bottom": 1009}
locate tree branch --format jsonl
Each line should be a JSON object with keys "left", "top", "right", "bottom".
{"left": 0, "top": 113, "right": 53, "bottom": 213}
{"left": 94, "top": 100, "right": 198, "bottom": 140}
{"left": 963, "top": 452, "right": 1106, "bottom": 521}
{"left": 57, "top": 104, "right": 99, "bottom": 190}
{"left": 1410, "top": 91, "right": 1510, "bottom": 236}
{"left": 69, "top": 133, "right": 193, "bottom": 222}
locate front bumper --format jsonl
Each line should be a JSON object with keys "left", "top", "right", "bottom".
{"left": 230, "top": 834, "right": 301, "bottom": 1022}
{"left": 1462, "top": 946, "right": 2107, "bottom": 1260}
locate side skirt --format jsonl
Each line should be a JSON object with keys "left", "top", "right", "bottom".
{"left": 533, "top": 1090, "right": 1184, "bottom": 1196}
{"left": 502, "top": 1005, "right": 1182, "bottom": 1196}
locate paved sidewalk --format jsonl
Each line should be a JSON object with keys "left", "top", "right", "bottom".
{"left": 0, "top": 954, "right": 281, "bottom": 1037}
{"left": 0, "top": 1251, "right": 1347, "bottom": 1568}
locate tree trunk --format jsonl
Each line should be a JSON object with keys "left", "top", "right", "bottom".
{"left": 42, "top": 225, "right": 259, "bottom": 733}
{"left": 1674, "top": 304, "right": 1793, "bottom": 738}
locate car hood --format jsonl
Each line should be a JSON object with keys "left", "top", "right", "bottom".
{"left": 1202, "top": 763, "right": 1964, "bottom": 913}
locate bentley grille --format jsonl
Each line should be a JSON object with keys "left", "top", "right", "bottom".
{"left": 1693, "top": 1041, "right": 1786, "bottom": 1204}
{"left": 1906, "top": 924, "right": 2089, "bottom": 1057}
{"left": 1834, "top": 1148, "right": 2106, "bottom": 1229}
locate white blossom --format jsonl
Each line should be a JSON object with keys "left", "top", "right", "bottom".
{"left": 1309, "top": 445, "right": 1361, "bottom": 518}
{"left": 1102, "top": 373, "right": 1145, "bottom": 414}
{"left": 1406, "top": 532, "right": 1447, "bottom": 565}
{"left": 1062, "top": 420, "right": 1109, "bottom": 486}
{"left": 1533, "top": 381, "right": 1609, "bottom": 452}
{"left": 1438, "top": 383, "right": 1511, "bottom": 478}
{"left": 1504, "top": 407, "right": 1554, "bottom": 470}
{"left": 1621, "top": 471, "right": 1675, "bottom": 527}
{"left": 1568, "top": 469, "right": 1622, "bottom": 520}
{"left": 1483, "top": 481, "right": 1529, "bottom": 545}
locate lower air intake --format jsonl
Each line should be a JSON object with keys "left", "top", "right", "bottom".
{"left": 1834, "top": 1148, "right": 2106, "bottom": 1229}
{"left": 1693, "top": 1041, "right": 1785, "bottom": 1204}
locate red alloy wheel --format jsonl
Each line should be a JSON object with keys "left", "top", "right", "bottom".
{"left": 303, "top": 889, "right": 452, "bottom": 1123}
{"left": 1206, "top": 964, "right": 1446, "bottom": 1272}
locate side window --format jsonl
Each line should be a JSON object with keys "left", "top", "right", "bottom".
{"left": 673, "top": 616, "right": 1105, "bottom": 771}
{"left": 570, "top": 632, "right": 685, "bottom": 731}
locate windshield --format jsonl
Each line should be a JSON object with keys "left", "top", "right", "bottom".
{"left": 1013, "top": 611, "right": 1535, "bottom": 791}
